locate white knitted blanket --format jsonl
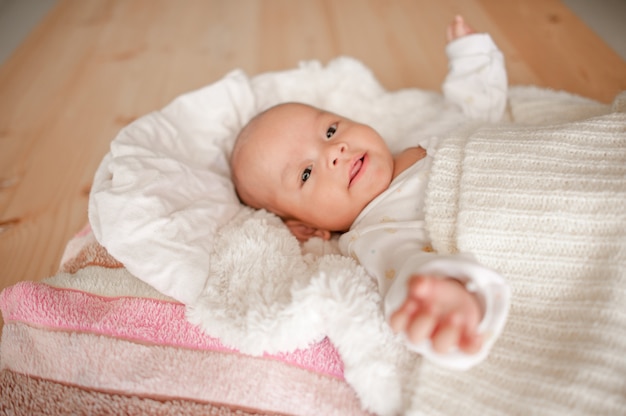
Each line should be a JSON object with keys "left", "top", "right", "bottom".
{"left": 418, "top": 93, "right": 626, "bottom": 415}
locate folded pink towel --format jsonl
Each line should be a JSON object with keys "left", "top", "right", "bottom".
{"left": 1, "top": 279, "right": 369, "bottom": 415}
{"left": 1, "top": 281, "right": 344, "bottom": 378}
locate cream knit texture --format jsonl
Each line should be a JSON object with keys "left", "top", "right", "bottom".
{"left": 421, "top": 92, "right": 626, "bottom": 415}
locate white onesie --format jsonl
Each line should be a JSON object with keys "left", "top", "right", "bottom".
{"left": 338, "top": 33, "right": 510, "bottom": 370}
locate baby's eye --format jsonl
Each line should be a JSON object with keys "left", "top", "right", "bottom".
{"left": 326, "top": 124, "right": 337, "bottom": 139}
{"left": 301, "top": 166, "right": 312, "bottom": 183}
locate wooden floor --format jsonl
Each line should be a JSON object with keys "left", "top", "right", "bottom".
{"left": 1, "top": 0, "right": 625, "bottom": 329}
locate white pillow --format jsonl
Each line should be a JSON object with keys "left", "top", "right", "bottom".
{"left": 88, "top": 57, "right": 446, "bottom": 304}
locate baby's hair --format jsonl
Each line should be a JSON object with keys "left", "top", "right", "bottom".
{"left": 232, "top": 103, "right": 285, "bottom": 164}
{"left": 231, "top": 102, "right": 305, "bottom": 175}
{"left": 230, "top": 102, "right": 316, "bottom": 210}
{"left": 230, "top": 106, "right": 277, "bottom": 208}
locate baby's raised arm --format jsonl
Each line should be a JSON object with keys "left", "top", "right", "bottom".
{"left": 442, "top": 15, "right": 508, "bottom": 122}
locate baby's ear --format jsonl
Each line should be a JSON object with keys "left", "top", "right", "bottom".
{"left": 284, "top": 219, "right": 331, "bottom": 242}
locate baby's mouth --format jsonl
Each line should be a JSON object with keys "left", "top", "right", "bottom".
{"left": 349, "top": 155, "right": 365, "bottom": 186}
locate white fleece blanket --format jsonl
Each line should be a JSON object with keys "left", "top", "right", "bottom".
{"left": 89, "top": 57, "right": 625, "bottom": 415}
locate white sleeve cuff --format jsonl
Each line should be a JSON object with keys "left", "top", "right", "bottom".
{"left": 445, "top": 33, "right": 499, "bottom": 60}
{"left": 385, "top": 254, "right": 510, "bottom": 371}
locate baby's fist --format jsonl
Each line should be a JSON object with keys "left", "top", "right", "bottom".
{"left": 389, "top": 275, "right": 483, "bottom": 354}
{"left": 447, "top": 15, "right": 475, "bottom": 42}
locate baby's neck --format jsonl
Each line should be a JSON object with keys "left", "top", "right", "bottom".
{"left": 392, "top": 146, "right": 427, "bottom": 179}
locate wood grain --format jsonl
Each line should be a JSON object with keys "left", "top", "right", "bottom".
{"left": 1, "top": 0, "right": 625, "bottom": 330}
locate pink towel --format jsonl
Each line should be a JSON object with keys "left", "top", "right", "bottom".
{"left": 1, "top": 281, "right": 369, "bottom": 415}
{"left": 1, "top": 281, "right": 344, "bottom": 378}
{"left": 1, "top": 225, "right": 372, "bottom": 415}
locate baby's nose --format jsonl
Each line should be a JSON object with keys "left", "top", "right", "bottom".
{"left": 329, "top": 142, "right": 347, "bottom": 166}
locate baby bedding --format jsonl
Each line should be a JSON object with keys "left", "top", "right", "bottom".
{"left": 1, "top": 225, "right": 367, "bottom": 415}
{"left": 2, "top": 57, "right": 625, "bottom": 415}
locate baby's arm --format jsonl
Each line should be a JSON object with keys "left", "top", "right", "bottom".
{"left": 442, "top": 15, "right": 508, "bottom": 122}
{"left": 342, "top": 223, "right": 509, "bottom": 369}
{"left": 389, "top": 275, "right": 483, "bottom": 355}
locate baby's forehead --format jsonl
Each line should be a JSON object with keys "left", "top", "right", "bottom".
{"left": 268, "top": 102, "right": 320, "bottom": 115}
{"left": 258, "top": 102, "right": 321, "bottom": 125}
{"left": 247, "top": 104, "right": 321, "bottom": 143}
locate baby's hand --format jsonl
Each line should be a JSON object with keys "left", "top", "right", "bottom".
{"left": 389, "top": 275, "right": 483, "bottom": 354}
{"left": 446, "top": 15, "right": 475, "bottom": 42}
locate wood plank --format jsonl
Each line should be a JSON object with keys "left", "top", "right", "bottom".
{"left": 478, "top": 0, "right": 626, "bottom": 102}
{"left": 1, "top": 0, "right": 625, "bottom": 331}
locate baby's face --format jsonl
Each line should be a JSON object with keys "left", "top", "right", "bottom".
{"left": 232, "top": 103, "right": 394, "bottom": 233}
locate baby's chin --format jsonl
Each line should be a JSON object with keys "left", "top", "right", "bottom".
{"left": 327, "top": 207, "right": 367, "bottom": 233}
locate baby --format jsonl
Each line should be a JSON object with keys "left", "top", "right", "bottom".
{"left": 231, "top": 16, "right": 509, "bottom": 370}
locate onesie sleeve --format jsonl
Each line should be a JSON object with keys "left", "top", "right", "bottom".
{"left": 443, "top": 33, "right": 508, "bottom": 122}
